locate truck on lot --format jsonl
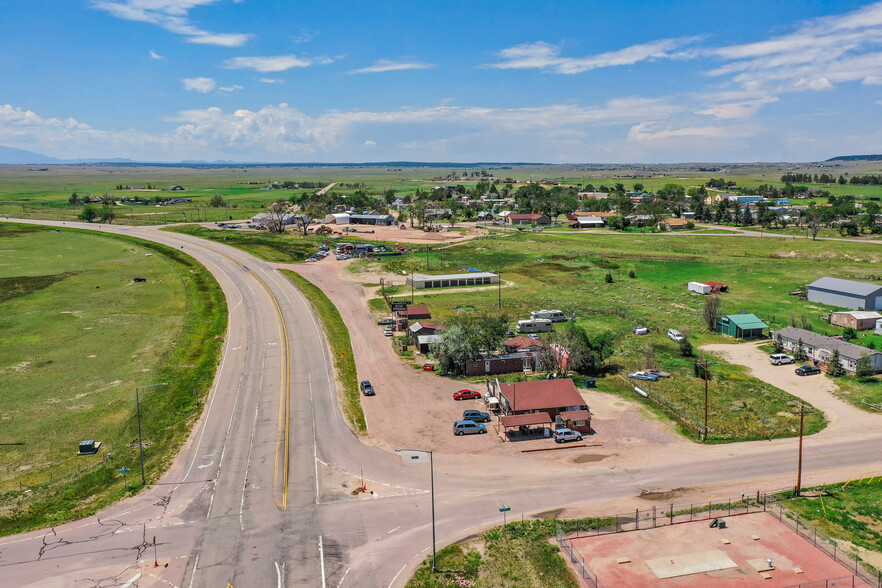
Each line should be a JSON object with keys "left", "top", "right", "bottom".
{"left": 516, "top": 319, "right": 554, "bottom": 333}
{"left": 530, "top": 309, "right": 568, "bottom": 322}
{"left": 688, "top": 281, "right": 712, "bottom": 295}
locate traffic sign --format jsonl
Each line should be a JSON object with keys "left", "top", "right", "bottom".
{"left": 119, "top": 467, "right": 131, "bottom": 474}
{"left": 499, "top": 505, "right": 510, "bottom": 512}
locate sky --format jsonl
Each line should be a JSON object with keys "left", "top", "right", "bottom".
{"left": 2, "top": 0, "right": 882, "bottom": 163}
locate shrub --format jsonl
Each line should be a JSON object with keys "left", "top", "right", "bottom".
{"left": 628, "top": 269, "right": 636, "bottom": 279}
{"left": 605, "top": 271, "right": 613, "bottom": 284}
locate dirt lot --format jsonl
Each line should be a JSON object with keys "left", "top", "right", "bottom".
{"left": 317, "top": 223, "right": 487, "bottom": 244}
{"left": 702, "top": 342, "right": 878, "bottom": 441}
{"left": 570, "top": 512, "right": 866, "bottom": 587}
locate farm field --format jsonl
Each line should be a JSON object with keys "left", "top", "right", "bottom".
{"left": 0, "top": 223, "right": 226, "bottom": 535}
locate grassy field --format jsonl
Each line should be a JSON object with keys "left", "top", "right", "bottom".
{"left": 280, "top": 270, "right": 366, "bottom": 432}
{"left": 405, "top": 518, "right": 613, "bottom": 588}
{"left": 164, "top": 223, "right": 327, "bottom": 262}
{"left": 0, "top": 223, "right": 226, "bottom": 535}
{"left": 778, "top": 479, "right": 882, "bottom": 557}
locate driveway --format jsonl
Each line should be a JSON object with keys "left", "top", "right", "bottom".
{"left": 702, "top": 342, "right": 879, "bottom": 440}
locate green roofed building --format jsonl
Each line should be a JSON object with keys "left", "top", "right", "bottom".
{"left": 716, "top": 313, "right": 768, "bottom": 339}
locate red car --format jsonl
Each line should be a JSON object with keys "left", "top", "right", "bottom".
{"left": 644, "top": 368, "right": 671, "bottom": 378}
{"left": 423, "top": 363, "right": 435, "bottom": 371}
{"left": 453, "top": 389, "right": 481, "bottom": 400}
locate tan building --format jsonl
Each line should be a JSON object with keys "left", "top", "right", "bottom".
{"left": 830, "top": 310, "right": 882, "bottom": 330}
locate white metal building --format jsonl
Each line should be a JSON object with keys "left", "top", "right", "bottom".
{"left": 406, "top": 272, "right": 499, "bottom": 290}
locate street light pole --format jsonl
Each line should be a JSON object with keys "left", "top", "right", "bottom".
{"left": 794, "top": 401, "right": 814, "bottom": 496}
{"left": 396, "top": 448, "right": 436, "bottom": 573}
{"left": 136, "top": 383, "right": 168, "bottom": 485}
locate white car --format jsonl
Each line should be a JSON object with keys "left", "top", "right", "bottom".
{"left": 632, "top": 326, "right": 649, "bottom": 335}
{"left": 769, "top": 353, "right": 795, "bottom": 365}
{"left": 383, "top": 327, "right": 394, "bottom": 337}
{"left": 667, "top": 329, "right": 684, "bottom": 342}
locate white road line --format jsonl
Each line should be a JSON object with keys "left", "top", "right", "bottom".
{"left": 336, "top": 566, "right": 350, "bottom": 588}
{"left": 275, "top": 560, "right": 283, "bottom": 588}
{"left": 318, "top": 535, "right": 327, "bottom": 588}
{"left": 311, "top": 373, "right": 320, "bottom": 505}
{"left": 240, "top": 349, "right": 266, "bottom": 531}
{"left": 187, "top": 554, "right": 199, "bottom": 588}
{"left": 121, "top": 572, "right": 142, "bottom": 588}
{"left": 387, "top": 526, "right": 401, "bottom": 534}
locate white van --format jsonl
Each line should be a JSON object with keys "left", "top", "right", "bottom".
{"left": 530, "top": 309, "right": 568, "bottom": 323}
{"left": 516, "top": 319, "right": 553, "bottom": 333}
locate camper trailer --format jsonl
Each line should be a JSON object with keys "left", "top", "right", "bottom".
{"left": 687, "top": 282, "right": 712, "bottom": 295}
{"left": 516, "top": 319, "right": 554, "bottom": 333}
{"left": 530, "top": 309, "right": 568, "bottom": 323}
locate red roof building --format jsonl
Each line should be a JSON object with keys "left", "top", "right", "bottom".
{"left": 491, "top": 378, "right": 591, "bottom": 433}
{"left": 506, "top": 213, "right": 551, "bottom": 225}
{"left": 504, "top": 337, "right": 545, "bottom": 352}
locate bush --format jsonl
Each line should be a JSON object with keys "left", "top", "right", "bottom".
{"left": 605, "top": 271, "right": 613, "bottom": 284}
{"left": 628, "top": 269, "right": 636, "bottom": 279}
{"left": 679, "top": 337, "right": 693, "bottom": 357}
{"left": 685, "top": 221, "right": 695, "bottom": 229}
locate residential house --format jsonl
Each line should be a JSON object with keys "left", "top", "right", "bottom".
{"left": 807, "top": 277, "right": 882, "bottom": 310}
{"left": 464, "top": 352, "right": 540, "bottom": 376}
{"left": 504, "top": 337, "right": 545, "bottom": 353}
{"left": 250, "top": 212, "right": 297, "bottom": 228}
{"left": 168, "top": 185, "right": 185, "bottom": 191}
{"left": 830, "top": 311, "right": 882, "bottom": 331}
{"left": 570, "top": 215, "right": 605, "bottom": 229}
{"left": 416, "top": 334, "right": 443, "bottom": 354}
{"left": 661, "top": 218, "right": 690, "bottom": 230}
{"left": 490, "top": 378, "right": 591, "bottom": 434}
{"left": 507, "top": 213, "right": 551, "bottom": 225}
{"left": 772, "top": 326, "right": 882, "bottom": 374}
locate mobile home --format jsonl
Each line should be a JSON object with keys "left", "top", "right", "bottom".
{"left": 530, "top": 309, "right": 568, "bottom": 323}
{"left": 516, "top": 319, "right": 553, "bottom": 334}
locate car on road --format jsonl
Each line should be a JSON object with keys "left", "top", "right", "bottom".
{"left": 453, "top": 389, "right": 481, "bottom": 400}
{"left": 644, "top": 368, "right": 671, "bottom": 378}
{"left": 628, "top": 371, "right": 659, "bottom": 381}
{"left": 359, "top": 381, "right": 375, "bottom": 396}
{"left": 422, "top": 363, "right": 435, "bottom": 371}
{"left": 632, "top": 326, "right": 649, "bottom": 335}
{"left": 769, "top": 353, "right": 795, "bottom": 365}
{"left": 453, "top": 420, "right": 487, "bottom": 435}
{"left": 377, "top": 318, "right": 395, "bottom": 325}
{"left": 553, "top": 428, "right": 583, "bottom": 443}
{"left": 383, "top": 327, "right": 394, "bottom": 337}
{"left": 306, "top": 256, "right": 319, "bottom": 262}
{"left": 667, "top": 329, "right": 684, "bottom": 342}
{"left": 531, "top": 227, "right": 543, "bottom": 232}
{"left": 462, "top": 409, "right": 491, "bottom": 423}
{"left": 795, "top": 365, "right": 822, "bottom": 376}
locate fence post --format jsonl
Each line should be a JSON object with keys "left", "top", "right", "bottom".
{"left": 813, "top": 528, "right": 817, "bottom": 546}
{"left": 635, "top": 509, "right": 639, "bottom": 530}
{"left": 653, "top": 506, "right": 656, "bottom": 528}
{"left": 796, "top": 514, "right": 800, "bottom": 536}
{"left": 728, "top": 498, "right": 731, "bottom": 516}
{"left": 690, "top": 504, "right": 693, "bottom": 522}
{"left": 834, "top": 541, "right": 837, "bottom": 562}
{"left": 616, "top": 514, "right": 619, "bottom": 533}
{"left": 670, "top": 503, "right": 674, "bottom": 525}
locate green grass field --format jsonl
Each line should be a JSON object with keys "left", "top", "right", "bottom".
{"left": 0, "top": 223, "right": 226, "bottom": 535}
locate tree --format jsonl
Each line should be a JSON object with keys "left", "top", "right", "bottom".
{"left": 856, "top": 354, "right": 874, "bottom": 380}
{"left": 299, "top": 201, "right": 330, "bottom": 236}
{"left": 773, "top": 333, "right": 784, "bottom": 354}
{"left": 78, "top": 205, "right": 98, "bottom": 222}
{"left": 569, "top": 328, "right": 615, "bottom": 375}
{"left": 209, "top": 194, "right": 227, "bottom": 208}
{"left": 842, "top": 327, "right": 857, "bottom": 340}
{"left": 679, "top": 329, "right": 693, "bottom": 357}
{"left": 827, "top": 349, "right": 845, "bottom": 377}
{"left": 69, "top": 192, "right": 81, "bottom": 206}
{"left": 430, "top": 323, "right": 480, "bottom": 376}
{"left": 702, "top": 295, "right": 722, "bottom": 331}
{"left": 805, "top": 209, "right": 822, "bottom": 240}
{"left": 99, "top": 205, "right": 116, "bottom": 224}
{"left": 265, "top": 200, "right": 291, "bottom": 233}
{"left": 794, "top": 338, "right": 808, "bottom": 362}
{"left": 605, "top": 271, "right": 613, "bottom": 284}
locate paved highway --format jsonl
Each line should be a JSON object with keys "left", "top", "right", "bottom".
{"left": 0, "top": 219, "right": 881, "bottom": 588}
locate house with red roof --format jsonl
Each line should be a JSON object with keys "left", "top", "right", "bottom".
{"left": 506, "top": 213, "right": 551, "bottom": 225}
{"left": 490, "top": 378, "right": 591, "bottom": 435}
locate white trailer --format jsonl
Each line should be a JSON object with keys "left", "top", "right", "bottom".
{"left": 516, "top": 319, "right": 554, "bottom": 333}
{"left": 688, "top": 281, "right": 712, "bottom": 295}
{"left": 530, "top": 309, "right": 568, "bottom": 323}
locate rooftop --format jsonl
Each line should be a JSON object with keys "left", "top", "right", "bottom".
{"left": 498, "top": 379, "right": 586, "bottom": 412}
{"left": 409, "top": 272, "right": 498, "bottom": 282}
{"left": 721, "top": 313, "right": 768, "bottom": 329}
{"left": 774, "top": 326, "right": 879, "bottom": 359}
{"left": 831, "top": 310, "right": 882, "bottom": 320}
{"left": 808, "top": 277, "right": 882, "bottom": 296}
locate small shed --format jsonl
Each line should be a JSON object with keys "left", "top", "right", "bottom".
{"left": 716, "top": 314, "right": 768, "bottom": 339}
{"left": 830, "top": 311, "right": 882, "bottom": 331}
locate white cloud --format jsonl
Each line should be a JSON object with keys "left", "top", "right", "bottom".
{"left": 349, "top": 58, "right": 436, "bottom": 74}
{"left": 91, "top": 0, "right": 252, "bottom": 47}
{"left": 484, "top": 38, "right": 698, "bottom": 74}
{"left": 291, "top": 30, "right": 319, "bottom": 44}
{"left": 218, "top": 85, "right": 244, "bottom": 93}
{"left": 149, "top": 49, "right": 164, "bottom": 59}
{"left": 696, "top": 94, "right": 779, "bottom": 119}
{"left": 260, "top": 78, "right": 282, "bottom": 84}
{"left": 225, "top": 55, "right": 322, "bottom": 72}
{"left": 182, "top": 77, "right": 216, "bottom": 93}
{"left": 363, "top": 139, "right": 376, "bottom": 146}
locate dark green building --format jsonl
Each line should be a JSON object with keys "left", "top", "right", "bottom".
{"left": 716, "top": 313, "right": 768, "bottom": 339}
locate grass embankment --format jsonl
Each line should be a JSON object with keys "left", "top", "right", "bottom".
{"left": 0, "top": 223, "right": 227, "bottom": 536}
{"left": 777, "top": 480, "right": 882, "bottom": 558}
{"left": 164, "top": 224, "right": 323, "bottom": 262}
{"left": 280, "top": 270, "right": 366, "bottom": 433}
{"left": 356, "top": 231, "right": 840, "bottom": 441}
{"left": 406, "top": 518, "right": 614, "bottom": 588}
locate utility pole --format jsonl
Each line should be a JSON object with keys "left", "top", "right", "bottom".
{"left": 699, "top": 354, "right": 718, "bottom": 442}
{"left": 498, "top": 273, "right": 502, "bottom": 309}
{"left": 794, "top": 401, "right": 814, "bottom": 496}
{"left": 411, "top": 270, "right": 414, "bottom": 304}
{"left": 425, "top": 245, "right": 430, "bottom": 270}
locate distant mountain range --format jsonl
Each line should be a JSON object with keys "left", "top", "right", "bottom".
{"left": 0, "top": 146, "right": 134, "bottom": 164}
{"left": 825, "top": 154, "right": 882, "bottom": 162}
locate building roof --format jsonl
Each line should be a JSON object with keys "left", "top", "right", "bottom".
{"left": 349, "top": 214, "right": 393, "bottom": 220}
{"left": 499, "top": 412, "right": 552, "bottom": 428}
{"left": 831, "top": 311, "right": 882, "bottom": 320}
{"left": 774, "top": 327, "right": 879, "bottom": 360}
{"left": 416, "top": 334, "right": 443, "bottom": 345}
{"left": 574, "top": 215, "right": 605, "bottom": 223}
{"left": 666, "top": 218, "right": 689, "bottom": 226}
{"left": 504, "top": 336, "right": 545, "bottom": 351}
{"left": 721, "top": 313, "right": 768, "bottom": 329}
{"left": 498, "top": 379, "right": 585, "bottom": 412}
{"left": 808, "top": 277, "right": 882, "bottom": 297}
{"left": 508, "top": 213, "right": 546, "bottom": 220}
{"left": 408, "top": 321, "right": 440, "bottom": 333}
{"left": 560, "top": 409, "right": 592, "bottom": 421}
{"left": 405, "top": 304, "right": 431, "bottom": 317}
{"left": 409, "top": 272, "right": 497, "bottom": 282}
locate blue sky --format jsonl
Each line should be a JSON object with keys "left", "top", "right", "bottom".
{"left": 2, "top": 0, "right": 882, "bottom": 162}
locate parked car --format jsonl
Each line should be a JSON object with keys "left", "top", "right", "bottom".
{"left": 453, "top": 420, "right": 487, "bottom": 435}
{"left": 318, "top": 244, "right": 329, "bottom": 251}
{"left": 505, "top": 329, "right": 516, "bottom": 337}
{"left": 553, "top": 428, "right": 583, "bottom": 443}
{"left": 359, "top": 380, "right": 375, "bottom": 396}
{"left": 531, "top": 227, "right": 543, "bottom": 232}
{"left": 667, "top": 329, "right": 684, "bottom": 342}
{"left": 644, "top": 368, "right": 671, "bottom": 378}
{"left": 377, "top": 318, "right": 395, "bottom": 325}
{"left": 463, "top": 410, "right": 491, "bottom": 423}
{"left": 632, "top": 326, "right": 649, "bottom": 335}
{"left": 795, "top": 365, "right": 822, "bottom": 376}
{"left": 383, "top": 327, "right": 394, "bottom": 337}
{"left": 769, "top": 353, "right": 795, "bottom": 365}
{"left": 422, "top": 363, "right": 435, "bottom": 371}
{"left": 306, "top": 256, "right": 319, "bottom": 263}
{"left": 453, "top": 389, "right": 481, "bottom": 400}
{"left": 628, "top": 371, "right": 659, "bottom": 382}
{"left": 336, "top": 254, "right": 351, "bottom": 260}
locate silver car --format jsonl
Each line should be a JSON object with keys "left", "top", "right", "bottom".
{"left": 453, "top": 420, "right": 487, "bottom": 436}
